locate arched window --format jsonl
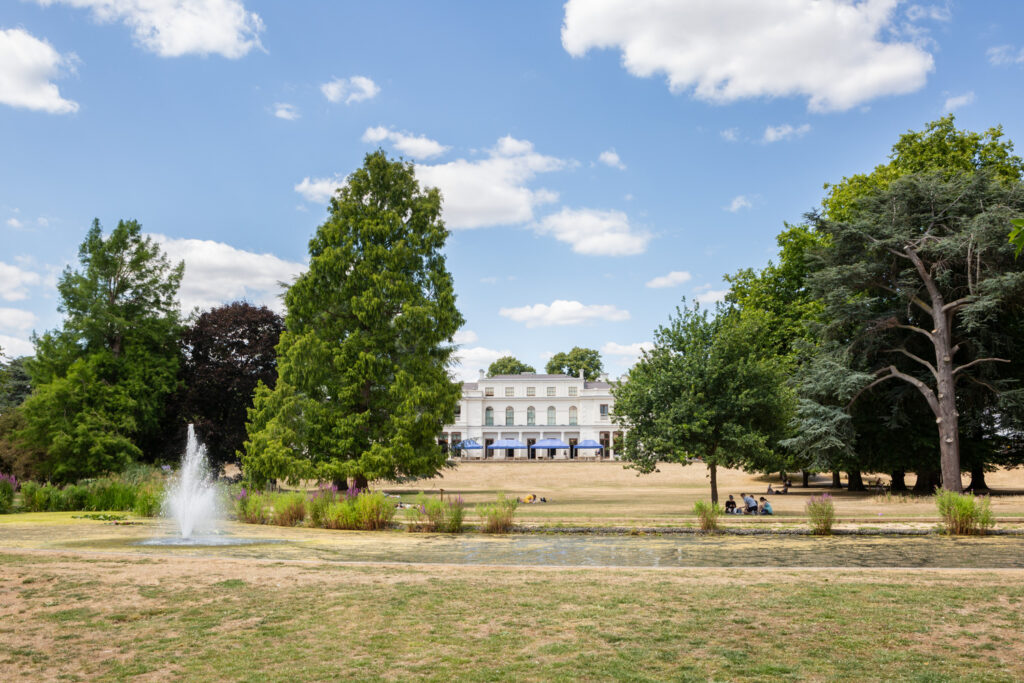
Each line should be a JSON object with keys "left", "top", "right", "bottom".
{"left": 527, "top": 406, "right": 535, "bottom": 426}
{"left": 568, "top": 406, "right": 578, "bottom": 426}
{"left": 485, "top": 406, "right": 494, "bottom": 426}
{"left": 505, "top": 406, "right": 515, "bottom": 426}
{"left": 547, "top": 406, "right": 556, "bottom": 425}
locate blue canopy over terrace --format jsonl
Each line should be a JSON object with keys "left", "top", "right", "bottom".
{"left": 531, "top": 438, "right": 570, "bottom": 449}
{"left": 576, "top": 439, "right": 604, "bottom": 449}
{"left": 488, "top": 439, "right": 527, "bottom": 449}
{"left": 456, "top": 439, "right": 483, "bottom": 450}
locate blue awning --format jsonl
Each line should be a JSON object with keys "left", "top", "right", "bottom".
{"left": 531, "top": 438, "right": 570, "bottom": 449}
{"left": 576, "top": 439, "right": 604, "bottom": 449}
{"left": 457, "top": 439, "right": 483, "bottom": 449}
{"left": 488, "top": 439, "right": 527, "bottom": 449}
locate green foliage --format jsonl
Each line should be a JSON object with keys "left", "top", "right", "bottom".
{"left": 612, "top": 303, "right": 794, "bottom": 501}
{"left": 0, "top": 355, "right": 33, "bottom": 412}
{"left": 1010, "top": 217, "right": 1024, "bottom": 257}
{"left": 21, "top": 219, "right": 183, "bottom": 481}
{"left": 0, "top": 478, "right": 14, "bottom": 513}
{"left": 477, "top": 494, "right": 518, "bottom": 533}
{"left": 545, "top": 347, "right": 603, "bottom": 380}
{"left": 242, "top": 152, "right": 464, "bottom": 487}
{"left": 935, "top": 490, "right": 994, "bottom": 535}
{"left": 692, "top": 500, "right": 723, "bottom": 532}
{"left": 235, "top": 490, "right": 269, "bottom": 524}
{"left": 487, "top": 356, "right": 536, "bottom": 376}
{"left": 404, "top": 492, "right": 465, "bottom": 533}
{"left": 823, "top": 115, "right": 1024, "bottom": 222}
{"left": 0, "top": 408, "right": 45, "bottom": 481}
{"left": 805, "top": 494, "right": 835, "bottom": 535}
{"left": 272, "top": 492, "right": 307, "bottom": 527}
{"left": 311, "top": 491, "right": 395, "bottom": 531}
{"left": 132, "top": 483, "right": 162, "bottom": 517}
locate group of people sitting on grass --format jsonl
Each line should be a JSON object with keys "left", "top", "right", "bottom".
{"left": 723, "top": 493, "right": 772, "bottom": 515}
{"left": 518, "top": 493, "right": 546, "bottom": 504}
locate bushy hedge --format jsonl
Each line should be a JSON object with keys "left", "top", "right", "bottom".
{"left": 237, "top": 486, "right": 396, "bottom": 531}
{"left": 13, "top": 468, "right": 164, "bottom": 517}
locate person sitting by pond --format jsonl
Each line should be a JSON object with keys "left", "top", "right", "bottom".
{"left": 766, "top": 484, "right": 775, "bottom": 494}
{"left": 758, "top": 497, "right": 773, "bottom": 515}
{"left": 724, "top": 495, "right": 737, "bottom": 514}
{"left": 742, "top": 493, "right": 758, "bottom": 514}
{"left": 524, "top": 493, "right": 536, "bottom": 504}
{"left": 778, "top": 483, "right": 789, "bottom": 494}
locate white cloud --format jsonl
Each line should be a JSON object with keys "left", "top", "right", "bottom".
{"left": 451, "top": 346, "right": 513, "bottom": 382}
{"left": 562, "top": 0, "right": 934, "bottom": 112}
{"left": 694, "top": 286, "right": 729, "bottom": 305}
{"left": 0, "top": 262, "right": 43, "bottom": 301}
{"left": 645, "top": 271, "right": 691, "bottom": 289}
{"left": 453, "top": 329, "right": 478, "bottom": 345}
{"left": 720, "top": 128, "right": 739, "bottom": 142}
{"left": 35, "top": 0, "right": 264, "bottom": 58}
{"left": 362, "top": 126, "right": 449, "bottom": 159}
{"left": 943, "top": 91, "right": 974, "bottom": 112}
{"left": 294, "top": 175, "right": 346, "bottom": 204}
{"left": 763, "top": 123, "right": 811, "bottom": 143}
{"left": 0, "top": 308, "right": 38, "bottom": 333}
{"left": 0, "top": 28, "right": 78, "bottom": 114}
{"left": 321, "top": 75, "right": 379, "bottom": 104}
{"left": 0, "top": 334, "right": 34, "bottom": 359}
{"left": 6, "top": 218, "right": 24, "bottom": 229}
{"left": 988, "top": 45, "right": 1024, "bottom": 66}
{"left": 534, "top": 208, "right": 650, "bottom": 256}
{"left": 273, "top": 103, "right": 299, "bottom": 120}
{"left": 598, "top": 149, "right": 626, "bottom": 170}
{"left": 726, "top": 195, "right": 752, "bottom": 212}
{"left": 499, "top": 300, "right": 630, "bottom": 328}
{"left": 601, "top": 340, "right": 653, "bottom": 363}
{"left": 150, "top": 235, "right": 305, "bottom": 313}
{"left": 416, "top": 136, "right": 566, "bottom": 229}
{"left": 906, "top": 3, "right": 951, "bottom": 22}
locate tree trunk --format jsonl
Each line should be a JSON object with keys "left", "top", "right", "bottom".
{"left": 832, "top": 471, "right": 842, "bottom": 488}
{"left": 890, "top": 470, "right": 907, "bottom": 492}
{"left": 966, "top": 466, "right": 988, "bottom": 492}
{"left": 913, "top": 468, "right": 941, "bottom": 494}
{"left": 709, "top": 463, "right": 718, "bottom": 505}
{"left": 801, "top": 470, "right": 810, "bottom": 487}
{"left": 847, "top": 470, "right": 866, "bottom": 492}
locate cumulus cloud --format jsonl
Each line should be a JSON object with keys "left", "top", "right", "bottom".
{"left": 645, "top": 271, "right": 691, "bottom": 288}
{"left": 602, "top": 340, "right": 653, "bottom": 363}
{"left": 720, "top": 128, "right": 739, "bottom": 142}
{"left": 988, "top": 45, "right": 1024, "bottom": 66}
{"left": 0, "top": 28, "right": 79, "bottom": 114}
{"left": 499, "top": 300, "right": 630, "bottom": 328}
{"left": 273, "top": 103, "right": 299, "bottom": 120}
{"left": 562, "top": 0, "right": 934, "bottom": 112}
{"left": 150, "top": 235, "right": 305, "bottom": 313}
{"left": 35, "top": 0, "right": 264, "bottom": 58}
{"left": 943, "top": 91, "right": 974, "bottom": 112}
{"left": 0, "top": 334, "right": 34, "bottom": 359}
{"left": 726, "top": 195, "right": 752, "bottom": 212}
{"left": 598, "top": 149, "right": 626, "bottom": 169}
{"left": 694, "top": 285, "right": 729, "bottom": 305}
{"left": 0, "top": 307, "right": 38, "bottom": 334}
{"left": 321, "top": 75, "right": 379, "bottom": 104}
{"left": 453, "top": 329, "right": 479, "bottom": 345}
{"left": 6, "top": 218, "right": 24, "bottom": 229}
{"left": 0, "top": 262, "right": 43, "bottom": 301}
{"left": 763, "top": 123, "right": 811, "bottom": 143}
{"left": 294, "top": 175, "right": 346, "bottom": 204}
{"left": 416, "top": 136, "right": 566, "bottom": 229}
{"left": 451, "top": 345, "right": 513, "bottom": 382}
{"left": 905, "top": 3, "right": 952, "bottom": 22}
{"left": 534, "top": 208, "right": 650, "bottom": 256}
{"left": 362, "top": 126, "right": 449, "bottom": 159}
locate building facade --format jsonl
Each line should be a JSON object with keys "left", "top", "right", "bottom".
{"left": 440, "top": 371, "right": 623, "bottom": 459}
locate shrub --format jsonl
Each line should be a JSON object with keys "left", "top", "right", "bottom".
{"left": 935, "top": 490, "right": 994, "bottom": 535}
{"left": 85, "top": 478, "right": 137, "bottom": 511}
{"left": 19, "top": 481, "right": 39, "bottom": 511}
{"left": 308, "top": 486, "right": 337, "bottom": 528}
{"left": 58, "top": 484, "right": 90, "bottom": 511}
{"left": 405, "top": 493, "right": 465, "bottom": 533}
{"left": 806, "top": 494, "right": 835, "bottom": 535}
{"left": 477, "top": 494, "right": 518, "bottom": 533}
{"left": 272, "top": 492, "right": 307, "bottom": 527}
{"left": 322, "top": 500, "right": 358, "bottom": 530}
{"left": 235, "top": 489, "right": 269, "bottom": 524}
{"left": 133, "top": 483, "right": 163, "bottom": 517}
{"left": 0, "top": 473, "right": 15, "bottom": 513}
{"left": 354, "top": 491, "right": 394, "bottom": 530}
{"left": 693, "top": 500, "right": 723, "bottom": 532}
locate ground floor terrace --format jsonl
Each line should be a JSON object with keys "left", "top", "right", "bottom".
{"left": 439, "top": 429, "right": 625, "bottom": 460}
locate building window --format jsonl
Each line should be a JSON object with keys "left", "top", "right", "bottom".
{"left": 600, "top": 404, "right": 609, "bottom": 418}
{"left": 527, "top": 406, "right": 535, "bottom": 426}
{"left": 527, "top": 386, "right": 536, "bottom": 397}
{"left": 547, "top": 406, "right": 556, "bottom": 425}
{"left": 568, "top": 386, "right": 578, "bottom": 397}
{"left": 505, "top": 406, "right": 514, "bottom": 426}
{"left": 455, "top": 404, "right": 461, "bottom": 419}
{"left": 485, "top": 387, "right": 494, "bottom": 397}
{"left": 485, "top": 407, "right": 494, "bottom": 426}
{"left": 546, "top": 386, "right": 556, "bottom": 397}
{"left": 569, "top": 406, "right": 578, "bottom": 426}
{"left": 504, "top": 387, "right": 514, "bottom": 397}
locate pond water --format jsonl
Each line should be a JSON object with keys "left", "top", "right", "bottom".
{"left": 56, "top": 530, "right": 1024, "bottom": 569}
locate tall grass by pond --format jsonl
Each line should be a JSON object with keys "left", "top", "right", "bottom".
{"left": 692, "top": 499, "right": 723, "bottom": 532}
{"left": 806, "top": 494, "right": 835, "bottom": 535}
{"left": 476, "top": 494, "right": 518, "bottom": 533}
{"left": 9, "top": 466, "right": 164, "bottom": 517}
{"left": 404, "top": 492, "right": 465, "bottom": 533}
{"left": 935, "top": 489, "right": 994, "bottom": 535}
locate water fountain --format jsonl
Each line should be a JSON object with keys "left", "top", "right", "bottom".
{"left": 165, "top": 424, "right": 220, "bottom": 539}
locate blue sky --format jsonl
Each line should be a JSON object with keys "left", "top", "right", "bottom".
{"left": 2, "top": 0, "right": 1023, "bottom": 379}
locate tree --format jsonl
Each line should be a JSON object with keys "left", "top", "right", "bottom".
{"left": 487, "top": 356, "right": 535, "bottom": 376}
{"left": 168, "top": 302, "right": 284, "bottom": 470}
{"left": 546, "top": 347, "right": 603, "bottom": 380}
{"left": 242, "top": 151, "right": 464, "bottom": 487}
{"left": 0, "top": 356, "right": 33, "bottom": 414}
{"left": 612, "top": 303, "right": 794, "bottom": 503}
{"left": 808, "top": 171, "right": 1024, "bottom": 491}
{"left": 20, "top": 219, "right": 183, "bottom": 480}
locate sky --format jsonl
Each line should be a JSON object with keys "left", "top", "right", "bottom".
{"left": 2, "top": 0, "right": 1023, "bottom": 380}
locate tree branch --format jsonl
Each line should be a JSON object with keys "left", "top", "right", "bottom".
{"left": 952, "top": 357, "right": 1011, "bottom": 377}
{"left": 848, "top": 365, "right": 940, "bottom": 416}
{"left": 884, "top": 347, "right": 938, "bottom": 381}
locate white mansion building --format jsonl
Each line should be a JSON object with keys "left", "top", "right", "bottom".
{"left": 441, "top": 370, "right": 623, "bottom": 460}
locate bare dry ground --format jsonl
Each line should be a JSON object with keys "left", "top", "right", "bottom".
{"left": 384, "top": 461, "right": 1024, "bottom": 527}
